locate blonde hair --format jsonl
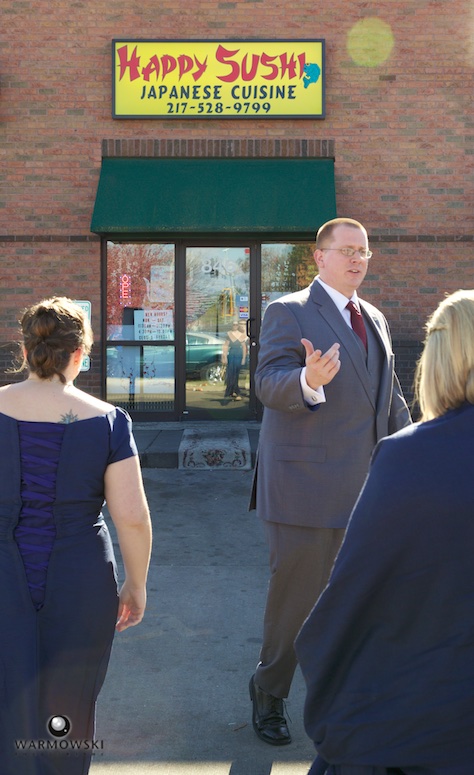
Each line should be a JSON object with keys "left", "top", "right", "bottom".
{"left": 20, "top": 297, "right": 93, "bottom": 384}
{"left": 414, "top": 290, "right": 474, "bottom": 421}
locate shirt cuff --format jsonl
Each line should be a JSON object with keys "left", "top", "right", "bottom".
{"left": 300, "top": 367, "right": 326, "bottom": 405}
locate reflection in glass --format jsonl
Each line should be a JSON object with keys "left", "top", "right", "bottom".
{"left": 185, "top": 247, "right": 250, "bottom": 415}
{"left": 106, "top": 345, "right": 174, "bottom": 412}
{"left": 106, "top": 243, "right": 175, "bottom": 412}
{"left": 261, "top": 242, "right": 315, "bottom": 317}
{"left": 186, "top": 332, "right": 225, "bottom": 383}
{"left": 106, "top": 243, "right": 175, "bottom": 340}
{"left": 222, "top": 321, "right": 248, "bottom": 400}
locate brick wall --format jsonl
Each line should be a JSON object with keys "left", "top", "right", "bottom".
{"left": 1, "top": 0, "right": 472, "bottom": 401}
{"left": 0, "top": 240, "right": 101, "bottom": 391}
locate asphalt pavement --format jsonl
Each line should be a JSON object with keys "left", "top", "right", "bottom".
{"left": 89, "top": 423, "right": 316, "bottom": 774}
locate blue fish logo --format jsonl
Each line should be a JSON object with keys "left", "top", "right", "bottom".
{"left": 303, "top": 63, "right": 321, "bottom": 89}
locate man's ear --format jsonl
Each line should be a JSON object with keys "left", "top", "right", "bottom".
{"left": 314, "top": 249, "right": 324, "bottom": 270}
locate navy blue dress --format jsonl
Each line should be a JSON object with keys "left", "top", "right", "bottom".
{"left": 0, "top": 408, "right": 137, "bottom": 775}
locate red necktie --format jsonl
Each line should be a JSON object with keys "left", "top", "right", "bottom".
{"left": 346, "top": 300, "right": 367, "bottom": 351}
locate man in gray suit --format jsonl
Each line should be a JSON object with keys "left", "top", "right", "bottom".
{"left": 249, "top": 217, "right": 411, "bottom": 746}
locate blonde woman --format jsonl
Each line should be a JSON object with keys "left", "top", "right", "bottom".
{"left": 296, "top": 290, "right": 474, "bottom": 775}
{"left": 0, "top": 297, "right": 152, "bottom": 775}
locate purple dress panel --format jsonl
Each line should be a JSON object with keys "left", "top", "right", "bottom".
{"left": 14, "top": 422, "right": 66, "bottom": 610}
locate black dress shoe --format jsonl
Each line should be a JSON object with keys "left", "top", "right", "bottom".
{"left": 249, "top": 674, "right": 291, "bottom": 745}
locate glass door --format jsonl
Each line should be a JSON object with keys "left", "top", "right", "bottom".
{"left": 184, "top": 246, "right": 252, "bottom": 419}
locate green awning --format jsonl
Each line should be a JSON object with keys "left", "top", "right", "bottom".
{"left": 91, "top": 157, "right": 336, "bottom": 240}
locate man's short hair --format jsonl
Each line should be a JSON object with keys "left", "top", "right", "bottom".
{"left": 316, "top": 217, "right": 368, "bottom": 248}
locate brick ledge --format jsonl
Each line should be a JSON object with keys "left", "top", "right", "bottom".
{"left": 1, "top": 234, "right": 472, "bottom": 243}
{"left": 101, "top": 137, "right": 335, "bottom": 158}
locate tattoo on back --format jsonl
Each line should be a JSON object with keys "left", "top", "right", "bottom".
{"left": 59, "top": 410, "right": 79, "bottom": 424}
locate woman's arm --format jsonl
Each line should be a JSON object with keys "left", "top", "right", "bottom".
{"left": 222, "top": 337, "right": 229, "bottom": 364}
{"left": 241, "top": 339, "right": 248, "bottom": 365}
{"left": 104, "top": 455, "right": 152, "bottom": 632}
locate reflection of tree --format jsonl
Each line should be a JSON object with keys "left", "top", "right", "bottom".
{"left": 262, "top": 243, "right": 315, "bottom": 294}
{"left": 262, "top": 242, "right": 317, "bottom": 293}
{"left": 107, "top": 243, "right": 174, "bottom": 328}
{"left": 186, "top": 248, "right": 248, "bottom": 333}
{"left": 288, "top": 243, "right": 317, "bottom": 289}
{"left": 262, "top": 246, "right": 282, "bottom": 292}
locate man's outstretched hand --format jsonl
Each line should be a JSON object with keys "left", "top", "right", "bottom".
{"left": 301, "top": 339, "right": 341, "bottom": 390}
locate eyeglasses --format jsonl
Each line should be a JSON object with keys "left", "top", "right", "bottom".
{"left": 322, "top": 247, "right": 373, "bottom": 260}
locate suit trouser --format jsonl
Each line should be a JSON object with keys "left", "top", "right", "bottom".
{"left": 323, "top": 768, "right": 404, "bottom": 775}
{"left": 320, "top": 766, "right": 464, "bottom": 775}
{"left": 313, "top": 765, "right": 405, "bottom": 775}
{"left": 255, "top": 521, "right": 345, "bottom": 698}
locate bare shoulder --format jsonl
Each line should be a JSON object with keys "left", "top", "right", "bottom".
{"left": 0, "top": 382, "right": 26, "bottom": 404}
{"left": 0, "top": 382, "right": 116, "bottom": 423}
{"left": 68, "top": 387, "right": 115, "bottom": 416}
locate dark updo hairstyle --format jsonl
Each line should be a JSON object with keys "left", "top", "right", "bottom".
{"left": 21, "top": 297, "right": 93, "bottom": 384}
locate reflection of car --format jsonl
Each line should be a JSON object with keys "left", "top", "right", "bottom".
{"left": 186, "top": 332, "right": 224, "bottom": 382}
{"left": 106, "top": 332, "right": 225, "bottom": 383}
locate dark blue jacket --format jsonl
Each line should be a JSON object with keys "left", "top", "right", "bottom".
{"left": 295, "top": 402, "right": 474, "bottom": 771}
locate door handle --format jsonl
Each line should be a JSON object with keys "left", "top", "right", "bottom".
{"left": 246, "top": 318, "right": 258, "bottom": 347}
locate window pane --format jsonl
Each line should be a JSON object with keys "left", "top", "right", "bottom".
{"left": 261, "top": 242, "right": 315, "bottom": 315}
{"left": 106, "top": 345, "right": 174, "bottom": 413}
{"left": 107, "top": 243, "right": 175, "bottom": 341}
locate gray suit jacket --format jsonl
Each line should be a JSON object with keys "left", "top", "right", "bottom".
{"left": 250, "top": 279, "right": 411, "bottom": 528}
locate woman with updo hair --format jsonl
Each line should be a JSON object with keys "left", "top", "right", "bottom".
{"left": 296, "top": 290, "right": 474, "bottom": 775}
{"left": 0, "top": 297, "right": 152, "bottom": 775}
{"left": 21, "top": 296, "right": 94, "bottom": 383}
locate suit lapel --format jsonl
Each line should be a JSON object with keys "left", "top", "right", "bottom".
{"left": 310, "top": 282, "right": 377, "bottom": 408}
{"left": 359, "top": 299, "right": 396, "bottom": 417}
{"left": 359, "top": 300, "right": 392, "bottom": 363}
{"left": 359, "top": 299, "right": 393, "bottom": 378}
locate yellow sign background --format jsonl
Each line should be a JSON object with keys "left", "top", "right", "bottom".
{"left": 113, "top": 40, "right": 325, "bottom": 119}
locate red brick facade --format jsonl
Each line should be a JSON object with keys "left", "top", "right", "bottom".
{"left": 1, "top": 1, "right": 473, "bottom": 404}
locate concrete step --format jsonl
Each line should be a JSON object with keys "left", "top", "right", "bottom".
{"left": 133, "top": 421, "right": 260, "bottom": 469}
